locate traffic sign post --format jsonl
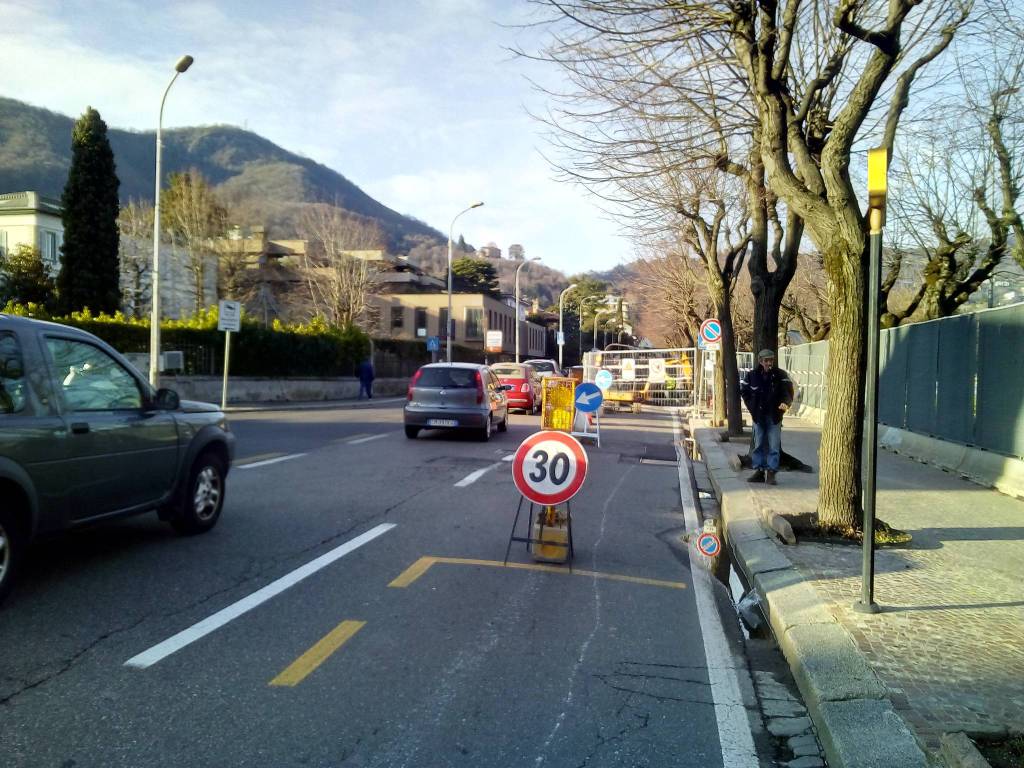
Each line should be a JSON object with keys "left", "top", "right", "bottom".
{"left": 571, "top": 381, "right": 602, "bottom": 447}
{"left": 218, "top": 300, "right": 241, "bottom": 410}
{"left": 696, "top": 531, "right": 721, "bottom": 558}
{"left": 573, "top": 382, "right": 603, "bottom": 413}
{"left": 699, "top": 318, "right": 722, "bottom": 345}
{"left": 505, "top": 431, "right": 589, "bottom": 565}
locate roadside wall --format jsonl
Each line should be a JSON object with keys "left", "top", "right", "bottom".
{"left": 160, "top": 376, "right": 408, "bottom": 404}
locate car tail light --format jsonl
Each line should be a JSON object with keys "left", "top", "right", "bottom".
{"left": 520, "top": 383, "right": 530, "bottom": 393}
{"left": 408, "top": 369, "right": 423, "bottom": 401}
{"left": 475, "top": 370, "right": 484, "bottom": 404}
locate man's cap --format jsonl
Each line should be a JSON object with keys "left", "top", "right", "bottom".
{"left": 758, "top": 348, "right": 776, "bottom": 360}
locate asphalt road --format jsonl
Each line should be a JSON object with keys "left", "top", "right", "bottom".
{"left": 1, "top": 402, "right": 772, "bottom": 767}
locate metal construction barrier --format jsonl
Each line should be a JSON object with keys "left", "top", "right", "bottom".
{"left": 541, "top": 376, "right": 576, "bottom": 432}
{"left": 584, "top": 348, "right": 698, "bottom": 410}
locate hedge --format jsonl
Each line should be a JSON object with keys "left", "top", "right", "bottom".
{"left": 2, "top": 303, "right": 371, "bottom": 377}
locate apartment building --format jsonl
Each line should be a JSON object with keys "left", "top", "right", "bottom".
{"left": 0, "top": 191, "right": 64, "bottom": 270}
{"left": 372, "top": 291, "right": 546, "bottom": 358}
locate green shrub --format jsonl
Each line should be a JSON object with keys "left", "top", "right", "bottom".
{"left": 1, "top": 302, "right": 371, "bottom": 377}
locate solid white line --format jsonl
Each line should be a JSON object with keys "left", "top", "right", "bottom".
{"left": 124, "top": 523, "right": 397, "bottom": 669}
{"left": 237, "top": 453, "right": 306, "bottom": 470}
{"left": 672, "top": 410, "right": 759, "bottom": 768}
{"left": 347, "top": 433, "right": 390, "bottom": 445}
{"left": 502, "top": 454, "right": 515, "bottom": 462}
{"left": 454, "top": 462, "right": 502, "bottom": 487}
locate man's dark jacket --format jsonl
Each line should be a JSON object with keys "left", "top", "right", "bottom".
{"left": 740, "top": 365, "right": 795, "bottom": 424}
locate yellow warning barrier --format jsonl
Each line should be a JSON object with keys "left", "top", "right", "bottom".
{"left": 541, "top": 376, "right": 576, "bottom": 432}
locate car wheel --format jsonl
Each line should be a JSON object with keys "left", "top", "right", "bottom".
{"left": 0, "top": 507, "right": 24, "bottom": 605}
{"left": 171, "top": 452, "right": 226, "bottom": 536}
{"left": 479, "top": 415, "right": 492, "bottom": 442}
{"left": 405, "top": 425, "right": 420, "bottom": 439}
{"left": 498, "top": 412, "right": 508, "bottom": 432}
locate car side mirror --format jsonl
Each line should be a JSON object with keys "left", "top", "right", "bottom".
{"left": 154, "top": 387, "right": 180, "bottom": 410}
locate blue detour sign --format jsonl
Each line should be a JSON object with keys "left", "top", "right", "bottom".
{"left": 574, "top": 382, "right": 603, "bottom": 413}
{"left": 594, "top": 369, "right": 613, "bottom": 390}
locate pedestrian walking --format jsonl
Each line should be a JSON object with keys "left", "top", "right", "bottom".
{"left": 358, "top": 358, "right": 375, "bottom": 399}
{"left": 740, "top": 349, "right": 794, "bottom": 485}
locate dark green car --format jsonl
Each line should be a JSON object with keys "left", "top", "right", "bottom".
{"left": 0, "top": 314, "right": 235, "bottom": 603}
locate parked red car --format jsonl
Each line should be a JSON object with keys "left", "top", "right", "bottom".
{"left": 490, "top": 363, "right": 541, "bottom": 414}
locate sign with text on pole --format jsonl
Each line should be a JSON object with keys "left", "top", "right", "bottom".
{"left": 573, "top": 382, "right": 603, "bottom": 413}
{"left": 217, "top": 300, "right": 241, "bottom": 410}
{"left": 556, "top": 331, "right": 565, "bottom": 346}
{"left": 485, "top": 330, "right": 503, "bottom": 354}
{"left": 699, "top": 318, "right": 722, "bottom": 345}
{"left": 512, "top": 430, "right": 589, "bottom": 506}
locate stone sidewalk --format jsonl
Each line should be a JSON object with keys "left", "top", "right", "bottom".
{"left": 697, "top": 417, "right": 1024, "bottom": 764}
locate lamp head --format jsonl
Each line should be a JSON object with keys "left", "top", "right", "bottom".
{"left": 470, "top": 201, "right": 484, "bottom": 209}
{"left": 175, "top": 55, "right": 194, "bottom": 73}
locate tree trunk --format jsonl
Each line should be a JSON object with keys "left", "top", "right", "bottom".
{"left": 719, "top": 291, "right": 743, "bottom": 435}
{"left": 751, "top": 279, "right": 785, "bottom": 353}
{"left": 816, "top": 239, "right": 866, "bottom": 532}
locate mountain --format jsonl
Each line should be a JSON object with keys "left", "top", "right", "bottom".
{"left": 0, "top": 96, "right": 444, "bottom": 248}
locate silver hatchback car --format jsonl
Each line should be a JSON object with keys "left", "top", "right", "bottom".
{"left": 404, "top": 363, "right": 510, "bottom": 441}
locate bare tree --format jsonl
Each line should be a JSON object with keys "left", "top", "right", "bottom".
{"left": 161, "top": 170, "right": 228, "bottom": 314}
{"left": 117, "top": 200, "right": 153, "bottom": 318}
{"left": 298, "top": 204, "right": 384, "bottom": 329}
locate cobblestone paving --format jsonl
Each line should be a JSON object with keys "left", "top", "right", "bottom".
{"left": 726, "top": 419, "right": 1024, "bottom": 750}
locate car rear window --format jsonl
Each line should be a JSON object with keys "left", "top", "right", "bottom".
{"left": 0, "top": 331, "right": 27, "bottom": 414}
{"left": 528, "top": 361, "right": 555, "bottom": 373}
{"left": 491, "top": 365, "right": 525, "bottom": 378}
{"left": 415, "top": 367, "right": 479, "bottom": 388}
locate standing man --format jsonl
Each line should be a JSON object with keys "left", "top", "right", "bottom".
{"left": 740, "top": 349, "right": 795, "bottom": 485}
{"left": 358, "top": 357, "right": 375, "bottom": 399}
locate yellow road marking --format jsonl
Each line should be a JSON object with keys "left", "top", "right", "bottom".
{"left": 388, "top": 557, "right": 686, "bottom": 590}
{"left": 269, "top": 620, "right": 366, "bottom": 687}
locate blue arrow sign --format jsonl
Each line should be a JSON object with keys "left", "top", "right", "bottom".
{"left": 574, "top": 382, "right": 603, "bottom": 413}
{"left": 594, "top": 369, "right": 613, "bottom": 390}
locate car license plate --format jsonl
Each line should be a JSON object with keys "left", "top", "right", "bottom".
{"left": 427, "top": 418, "right": 457, "bottom": 427}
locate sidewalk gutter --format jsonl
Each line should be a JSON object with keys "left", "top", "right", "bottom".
{"left": 693, "top": 424, "right": 930, "bottom": 768}
{"left": 226, "top": 397, "right": 406, "bottom": 413}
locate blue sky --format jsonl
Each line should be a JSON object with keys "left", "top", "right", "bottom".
{"left": 1, "top": 0, "right": 635, "bottom": 274}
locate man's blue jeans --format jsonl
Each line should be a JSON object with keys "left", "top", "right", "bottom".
{"left": 752, "top": 417, "right": 782, "bottom": 471}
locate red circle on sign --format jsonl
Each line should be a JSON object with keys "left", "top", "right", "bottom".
{"left": 697, "top": 532, "right": 721, "bottom": 557}
{"left": 512, "top": 431, "right": 588, "bottom": 505}
{"left": 699, "top": 319, "right": 722, "bottom": 343}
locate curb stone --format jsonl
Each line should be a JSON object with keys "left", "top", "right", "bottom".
{"left": 939, "top": 733, "right": 992, "bottom": 768}
{"left": 694, "top": 425, "right": 930, "bottom": 768}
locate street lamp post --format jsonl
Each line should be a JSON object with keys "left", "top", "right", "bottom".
{"left": 515, "top": 257, "right": 541, "bottom": 363}
{"left": 578, "top": 296, "right": 598, "bottom": 362}
{"left": 149, "top": 54, "right": 194, "bottom": 387}
{"left": 558, "top": 283, "right": 578, "bottom": 371}
{"left": 593, "top": 308, "right": 613, "bottom": 351}
{"left": 447, "top": 202, "right": 484, "bottom": 364}
{"left": 854, "top": 147, "right": 888, "bottom": 615}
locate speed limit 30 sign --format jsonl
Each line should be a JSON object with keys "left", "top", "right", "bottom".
{"left": 512, "top": 431, "right": 589, "bottom": 506}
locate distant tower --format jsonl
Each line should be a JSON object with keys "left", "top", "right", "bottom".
{"left": 508, "top": 244, "right": 525, "bottom": 261}
{"left": 477, "top": 242, "right": 502, "bottom": 259}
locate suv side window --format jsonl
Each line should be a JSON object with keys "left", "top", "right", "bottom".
{"left": 45, "top": 338, "right": 142, "bottom": 411}
{"left": 0, "top": 332, "right": 26, "bottom": 414}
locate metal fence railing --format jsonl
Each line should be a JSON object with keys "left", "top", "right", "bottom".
{"left": 779, "top": 303, "right": 1024, "bottom": 459}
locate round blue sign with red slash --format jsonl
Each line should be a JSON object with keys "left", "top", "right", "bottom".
{"left": 699, "top": 318, "right": 722, "bottom": 344}
{"left": 697, "top": 532, "right": 721, "bottom": 557}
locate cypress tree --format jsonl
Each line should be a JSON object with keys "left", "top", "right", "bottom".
{"left": 58, "top": 107, "right": 121, "bottom": 314}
